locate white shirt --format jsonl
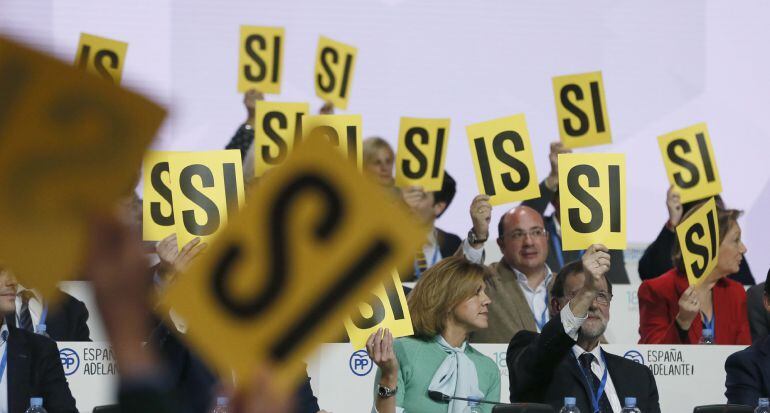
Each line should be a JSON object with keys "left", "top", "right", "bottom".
{"left": 560, "top": 304, "right": 622, "bottom": 413}
{"left": 0, "top": 323, "right": 9, "bottom": 413}
{"left": 512, "top": 264, "right": 553, "bottom": 332}
{"left": 15, "top": 287, "right": 43, "bottom": 329}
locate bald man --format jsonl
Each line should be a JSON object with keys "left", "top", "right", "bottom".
{"left": 464, "top": 202, "right": 555, "bottom": 343}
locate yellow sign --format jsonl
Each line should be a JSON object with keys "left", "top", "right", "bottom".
{"left": 466, "top": 114, "right": 541, "bottom": 206}
{"left": 238, "top": 26, "right": 284, "bottom": 94}
{"left": 0, "top": 37, "right": 165, "bottom": 298}
{"left": 394, "top": 117, "right": 450, "bottom": 192}
{"left": 676, "top": 198, "right": 719, "bottom": 286}
{"left": 253, "top": 101, "right": 309, "bottom": 177}
{"left": 168, "top": 150, "right": 245, "bottom": 248}
{"left": 142, "top": 151, "right": 177, "bottom": 241}
{"left": 314, "top": 36, "right": 357, "bottom": 109}
{"left": 552, "top": 71, "right": 611, "bottom": 148}
{"left": 160, "top": 137, "right": 426, "bottom": 392}
{"left": 658, "top": 123, "right": 721, "bottom": 204}
{"left": 303, "top": 114, "right": 362, "bottom": 169}
{"left": 344, "top": 270, "right": 413, "bottom": 350}
{"left": 74, "top": 33, "right": 128, "bottom": 85}
{"left": 557, "top": 153, "right": 626, "bottom": 250}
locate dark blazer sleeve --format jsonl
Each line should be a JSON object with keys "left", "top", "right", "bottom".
{"left": 747, "top": 284, "right": 769, "bottom": 342}
{"left": 69, "top": 298, "right": 91, "bottom": 342}
{"left": 725, "top": 350, "right": 762, "bottom": 406}
{"left": 607, "top": 249, "right": 629, "bottom": 284}
{"left": 36, "top": 337, "right": 78, "bottom": 413}
{"left": 506, "top": 314, "right": 575, "bottom": 401}
{"left": 642, "top": 363, "right": 662, "bottom": 413}
{"left": 638, "top": 225, "right": 674, "bottom": 281}
{"left": 521, "top": 180, "right": 554, "bottom": 215}
{"left": 294, "top": 370, "right": 321, "bottom": 413}
{"left": 437, "top": 228, "right": 462, "bottom": 258}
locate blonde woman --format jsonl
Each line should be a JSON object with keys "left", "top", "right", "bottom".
{"left": 367, "top": 257, "right": 501, "bottom": 413}
{"left": 363, "top": 137, "right": 396, "bottom": 187}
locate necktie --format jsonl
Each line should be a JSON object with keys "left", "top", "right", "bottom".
{"left": 18, "top": 290, "right": 35, "bottom": 332}
{"left": 578, "top": 353, "right": 613, "bottom": 413}
{"left": 415, "top": 250, "right": 428, "bottom": 275}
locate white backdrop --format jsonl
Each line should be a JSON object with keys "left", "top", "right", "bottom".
{"left": 1, "top": 0, "right": 768, "bottom": 281}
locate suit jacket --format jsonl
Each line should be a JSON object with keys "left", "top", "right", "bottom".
{"left": 7, "top": 324, "right": 78, "bottom": 413}
{"left": 506, "top": 315, "right": 660, "bottom": 413}
{"left": 401, "top": 227, "right": 461, "bottom": 281}
{"left": 747, "top": 283, "right": 770, "bottom": 342}
{"left": 470, "top": 261, "right": 538, "bottom": 344}
{"left": 638, "top": 268, "right": 751, "bottom": 345}
{"left": 522, "top": 180, "right": 629, "bottom": 284}
{"left": 638, "top": 224, "right": 755, "bottom": 284}
{"left": 725, "top": 335, "right": 770, "bottom": 406}
{"left": 8, "top": 291, "right": 90, "bottom": 342}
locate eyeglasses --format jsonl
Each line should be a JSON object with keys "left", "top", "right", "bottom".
{"left": 564, "top": 291, "right": 613, "bottom": 305}
{"left": 505, "top": 228, "right": 547, "bottom": 240}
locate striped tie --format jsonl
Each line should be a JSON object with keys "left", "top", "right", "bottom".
{"left": 415, "top": 250, "right": 428, "bottom": 275}
{"left": 18, "top": 290, "right": 34, "bottom": 332}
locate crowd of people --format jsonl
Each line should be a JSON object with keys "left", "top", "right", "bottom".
{"left": 0, "top": 90, "right": 767, "bottom": 413}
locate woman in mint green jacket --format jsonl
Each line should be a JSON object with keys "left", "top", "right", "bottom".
{"left": 366, "top": 256, "right": 501, "bottom": 413}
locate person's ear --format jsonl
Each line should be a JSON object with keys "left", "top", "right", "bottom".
{"left": 433, "top": 201, "right": 448, "bottom": 218}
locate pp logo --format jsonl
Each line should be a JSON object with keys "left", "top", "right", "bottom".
{"left": 623, "top": 350, "right": 644, "bottom": 365}
{"left": 59, "top": 348, "right": 80, "bottom": 376}
{"left": 349, "top": 350, "right": 373, "bottom": 377}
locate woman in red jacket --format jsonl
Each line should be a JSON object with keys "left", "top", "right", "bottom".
{"left": 638, "top": 203, "right": 750, "bottom": 345}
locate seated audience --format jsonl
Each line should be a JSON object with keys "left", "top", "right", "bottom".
{"left": 521, "top": 142, "right": 629, "bottom": 284}
{"left": 10, "top": 284, "right": 91, "bottom": 341}
{"left": 747, "top": 272, "right": 770, "bottom": 342}
{"left": 725, "top": 277, "right": 770, "bottom": 407}
{"left": 367, "top": 256, "right": 500, "bottom": 413}
{"left": 0, "top": 267, "right": 78, "bottom": 413}
{"left": 638, "top": 187, "right": 754, "bottom": 284}
{"left": 506, "top": 246, "right": 660, "bottom": 413}
{"left": 638, "top": 202, "right": 751, "bottom": 345}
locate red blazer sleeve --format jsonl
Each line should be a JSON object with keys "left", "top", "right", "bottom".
{"left": 638, "top": 280, "right": 688, "bottom": 344}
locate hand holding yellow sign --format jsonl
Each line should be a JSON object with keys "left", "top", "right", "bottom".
{"left": 75, "top": 33, "right": 128, "bottom": 84}
{"left": 658, "top": 123, "right": 722, "bottom": 204}
{"left": 395, "top": 117, "right": 450, "bottom": 192}
{"left": 344, "top": 270, "right": 413, "bottom": 350}
{"left": 676, "top": 198, "right": 719, "bottom": 286}
{"left": 466, "top": 114, "right": 540, "bottom": 205}
{"left": 143, "top": 151, "right": 177, "bottom": 241}
{"left": 160, "top": 136, "right": 426, "bottom": 392}
{"left": 303, "top": 114, "right": 362, "bottom": 169}
{"left": 0, "top": 37, "right": 164, "bottom": 298}
{"left": 253, "top": 101, "right": 309, "bottom": 177}
{"left": 552, "top": 71, "right": 611, "bottom": 148}
{"left": 238, "top": 26, "right": 284, "bottom": 94}
{"left": 314, "top": 36, "right": 357, "bottom": 109}
{"left": 168, "top": 150, "right": 245, "bottom": 248}
{"left": 558, "top": 153, "right": 626, "bottom": 250}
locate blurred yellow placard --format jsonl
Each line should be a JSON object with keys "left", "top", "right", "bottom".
{"left": 303, "top": 114, "right": 362, "bottom": 169}
{"left": 658, "top": 123, "right": 721, "bottom": 204}
{"left": 314, "top": 36, "right": 357, "bottom": 109}
{"left": 676, "top": 198, "right": 719, "bottom": 287}
{"left": 466, "top": 114, "right": 540, "bottom": 206}
{"left": 552, "top": 71, "right": 611, "bottom": 148}
{"left": 253, "top": 101, "right": 309, "bottom": 177}
{"left": 558, "top": 153, "right": 626, "bottom": 250}
{"left": 0, "top": 37, "right": 165, "bottom": 298}
{"left": 168, "top": 150, "right": 245, "bottom": 248}
{"left": 344, "top": 270, "right": 413, "bottom": 350}
{"left": 238, "top": 26, "right": 284, "bottom": 94}
{"left": 160, "top": 137, "right": 426, "bottom": 392}
{"left": 142, "top": 151, "right": 177, "bottom": 241}
{"left": 74, "top": 33, "right": 128, "bottom": 85}
{"left": 394, "top": 117, "right": 450, "bottom": 192}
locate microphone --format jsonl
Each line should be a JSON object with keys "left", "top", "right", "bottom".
{"left": 428, "top": 390, "right": 499, "bottom": 405}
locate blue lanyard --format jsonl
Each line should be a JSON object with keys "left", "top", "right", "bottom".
{"left": 701, "top": 312, "right": 715, "bottom": 334}
{"left": 413, "top": 245, "right": 440, "bottom": 278}
{"left": 40, "top": 304, "right": 48, "bottom": 326}
{"left": 0, "top": 337, "right": 8, "bottom": 385}
{"left": 573, "top": 351, "right": 609, "bottom": 413}
{"left": 534, "top": 292, "right": 549, "bottom": 331}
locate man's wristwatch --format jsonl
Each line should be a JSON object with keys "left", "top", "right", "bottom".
{"left": 377, "top": 384, "right": 398, "bottom": 398}
{"left": 468, "top": 229, "right": 488, "bottom": 244}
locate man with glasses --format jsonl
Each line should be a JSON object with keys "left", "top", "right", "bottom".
{"left": 506, "top": 246, "right": 660, "bottom": 412}
{"left": 464, "top": 204, "right": 555, "bottom": 343}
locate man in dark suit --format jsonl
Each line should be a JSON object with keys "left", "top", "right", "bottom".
{"left": 521, "top": 142, "right": 628, "bottom": 284}
{"left": 0, "top": 269, "right": 78, "bottom": 413}
{"left": 726, "top": 278, "right": 770, "bottom": 406}
{"left": 10, "top": 287, "right": 90, "bottom": 341}
{"left": 747, "top": 277, "right": 770, "bottom": 342}
{"left": 507, "top": 245, "right": 660, "bottom": 413}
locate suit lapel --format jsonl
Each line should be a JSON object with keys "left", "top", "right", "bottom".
{"left": 495, "top": 262, "right": 538, "bottom": 332}
{"left": 759, "top": 337, "right": 770, "bottom": 398}
{"left": 603, "top": 351, "right": 628, "bottom": 401}
{"left": 564, "top": 350, "right": 594, "bottom": 406}
{"left": 8, "top": 326, "right": 32, "bottom": 413}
